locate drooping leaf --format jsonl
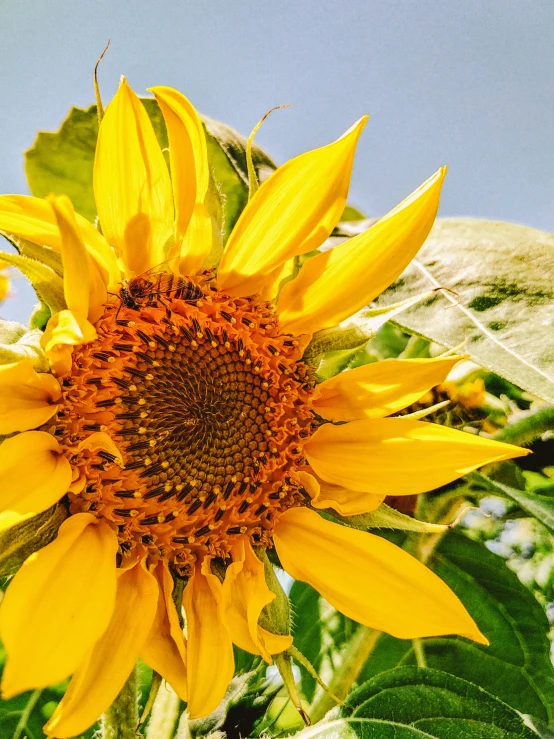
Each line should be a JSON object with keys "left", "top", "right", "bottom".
{"left": 374, "top": 218, "right": 554, "bottom": 404}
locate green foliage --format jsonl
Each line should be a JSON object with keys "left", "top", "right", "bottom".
{"left": 0, "top": 250, "right": 65, "bottom": 318}
{"left": 374, "top": 217, "right": 554, "bottom": 405}
{"left": 25, "top": 106, "right": 100, "bottom": 223}
{"left": 0, "top": 320, "right": 47, "bottom": 369}
{"left": 335, "top": 667, "right": 538, "bottom": 738}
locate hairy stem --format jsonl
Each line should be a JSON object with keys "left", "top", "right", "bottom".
{"left": 102, "top": 666, "right": 138, "bottom": 739}
{"left": 145, "top": 682, "right": 181, "bottom": 739}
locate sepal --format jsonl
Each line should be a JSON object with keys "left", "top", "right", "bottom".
{"left": 0, "top": 321, "right": 48, "bottom": 370}
{"left": 331, "top": 501, "right": 455, "bottom": 534}
{"left": 0, "top": 504, "right": 67, "bottom": 577}
{"left": 0, "top": 250, "right": 66, "bottom": 318}
{"left": 302, "top": 290, "right": 437, "bottom": 368}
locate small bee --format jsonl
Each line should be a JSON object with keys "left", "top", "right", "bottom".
{"left": 117, "top": 261, "right": 205, "bottom": 314}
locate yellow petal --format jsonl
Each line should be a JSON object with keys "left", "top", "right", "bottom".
{"left": 0, "top": 431, "right": 71, "bottom": 531}
{"left": 77, "top": 432, "right": 123, "bottom": 466}
{"left": 300, "top": 472, "right": 385, "bottom": 516}
{"left": 94, "top": 77, "right": 173, "bottom": 276}
{"left": 48, "top": 195, "right": 107, "bottom": 323}
{"left": 141, "top": 560, "right": 188, "bottom": 701}
{"left": 0, "top": 360, "right": 61, "bottom": 434}
{"left": 0, "top": 513, "right": 118, "bottom": 696}
{"left": 277, "top": 168, "right": 446, "bottom": 336}
{"left": 312, "top": 356, "right": 463, "bottom": 422}
{"left": 306, "top": 417, "right": 529, "bottom": 495}
{"left": 41, "top": 309, "right": 97, "bottom": 376}
{"left": 150, "top": 86, "right": 213, "bottom": 275}
{"left": 217, "top": 117, "right": 368, "bottom": 297}
{"left": 0, "top": 194, "right": 120, "bottom": 287}
{"left": 260, "top": 257, "right": 297, "bottom": 301}
{"left": 222, "top": 539, "right": 292, "bottom": 662}
{"left": 45, "top": 558, "right": 158, "bottom": 739}
{"left": 274, "top": 507, "right": 487, "bottom": 643}
{"left": 184, "top": 558, "right": 234, "bottom": 718}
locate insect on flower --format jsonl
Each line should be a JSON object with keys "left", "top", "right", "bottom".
{"left": 117, "top": 259, "right": 206, "bottom": 314}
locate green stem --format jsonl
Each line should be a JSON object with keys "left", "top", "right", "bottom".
{"left": 310, "top": 627, "right": 381, "bottom": 724}
{"left": 13, "top": 689, "right": 42, "bottom": 739}
{"left": 145, "top": 682, "right": 181, "bottom": 739}
{"left": 102, "top": 666, "right": 138, "bottom": 739}
{"left": 412, "top": 638, "right": 427, "bottom": 668}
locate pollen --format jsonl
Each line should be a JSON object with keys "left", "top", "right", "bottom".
{"left": 51, "top": 274, "right": 317, "bottom": 574}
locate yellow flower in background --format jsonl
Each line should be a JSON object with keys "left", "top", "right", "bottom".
{"left": 0, "top": 261, "right": 10, "bottom": 303}
{"left": 0, "top": 79, "right": 528, "bottom": 737}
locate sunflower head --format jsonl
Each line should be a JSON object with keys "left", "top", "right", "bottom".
{"left": 0, "top": 78, "right": 528, "bottom": 738}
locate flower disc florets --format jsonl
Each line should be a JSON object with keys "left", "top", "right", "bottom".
{"left": 50, "top": 273, "right": 316, "bottom": 574}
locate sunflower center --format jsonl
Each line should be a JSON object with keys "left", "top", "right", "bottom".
{"left": 52, "top": 273, "right": 316, "bottom": 574}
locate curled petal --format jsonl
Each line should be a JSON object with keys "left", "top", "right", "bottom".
{"left": 222, "top": 539, "right": 292, "bottom": 662}
{"left": 274, "top": 507, "right": 487, "bottom": 643}
{"left": 0, "top": 513, "right": 118, "bottom": 696}
{"left": 94, "top": 77, "right": 173, "bottom": 276}
{"left": 49, "top": 195, "right": 106, "bottom": 322}
{"left": 141, "top": 560, "right": 188, "bottom": 701}
{"left": 41, "top": 309, "right": 97, "bottom": 376}
{"left": 0, "top": 194, "right": 120, "bottom": 287}
{"left": 277, "top": 168, "right": 446, "bottom": 336}
{"left": 0, "top": 360, "right": 61, "bottom": 434}
{"left": 306, "top": 417, "right": 529, "bottom": 495}
{"left": 217, "top": 117, "right": 368, "bottom": 296}
{"left": 299, "top": 472, "right": 385, "bottom": 516}
{"left": 76, "top": 433, "right": 123, "bottom": 466}
{"left": 45, "top": 558, "right": 158, "bottom": 738}
{"left": 311, "top": 357, "right": 463, "bottom": 421}
{"left": 150, "top": 86, "right": 213, "bottom": 275}
{"left": 183, "top": 558, "right": 234, "bottom": 718}
{"left": 0, "top": 431, "right": 71, "bottom": 531}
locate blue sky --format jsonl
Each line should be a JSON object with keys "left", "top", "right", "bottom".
{"left": 1, "top": 0, "right": 553, "bottom": 320}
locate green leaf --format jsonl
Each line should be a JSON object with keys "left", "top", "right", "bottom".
{"left": 358, "top": 533, "right": 554, "bottom": 725}
{"left": 335, "top": 667, "right": 537, "bottom": 738}
{"left": 0, "top": 322, "right": 47, "bottom": 370}
{"left": 294, "top": 669, "right": 539, "bottom": 737}
{"left": 472, "top": 471, "right": 554, "bottom": 536}
{"left": 374, "top": 217, "right": 554, "bottom": 404}
{"left": 25, "top": 105, "right": 99, "bottom": 222}
{"left": 0, "top": 251, "right": 65, "bottom": 317}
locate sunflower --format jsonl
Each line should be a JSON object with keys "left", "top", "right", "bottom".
{"left": 0, "top": 79, "right": 527, "bottom": 738}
